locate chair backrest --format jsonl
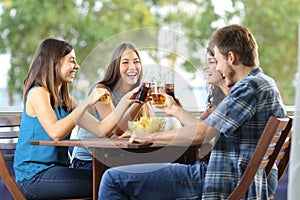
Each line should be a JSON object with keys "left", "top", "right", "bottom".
{"left": 0, "top": 115, "right": 26, "bottom": 200}
{"left": 266, "top": 116, "right": 293, "bottom": 182}
{"left": 227, "top": 116, "right": 292, "bottom": 200}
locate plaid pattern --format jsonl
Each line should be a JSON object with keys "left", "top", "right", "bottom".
{"left": 203, "top": 68, "right": 286, "bottom": 200}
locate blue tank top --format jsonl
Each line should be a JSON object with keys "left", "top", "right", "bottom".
{"left": 14, "top": 87, "right": 71, "bottom": 182}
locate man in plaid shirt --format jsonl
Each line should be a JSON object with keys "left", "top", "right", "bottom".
{"left": 98, "top": 24, "right": 286, "bottom": 200}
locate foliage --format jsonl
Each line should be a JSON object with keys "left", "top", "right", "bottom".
{"left": 231, "top": 0, "right": 300, "bottom": 104}
{"left": 0, "top": 0, "right": 157, "bottom": 104}
{"left": 0, "top": 0, "right": 299, "bottom": 105}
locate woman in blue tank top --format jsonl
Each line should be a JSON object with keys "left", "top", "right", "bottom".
{"left": 13, "top": 38, "right": 137, "bottom": 199}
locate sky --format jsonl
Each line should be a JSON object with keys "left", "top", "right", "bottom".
{"left": 212, "top": 0, "right": 233, "bottom": 15}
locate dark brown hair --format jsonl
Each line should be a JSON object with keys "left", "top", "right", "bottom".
{"left": 23, "top": 38, "right": 73, "bottom": 110}
{"left": 98, "top": 42, "right": 142, "bottom": 91}
{"left": 208, "top": 24, "right": 259, "bottom": 67}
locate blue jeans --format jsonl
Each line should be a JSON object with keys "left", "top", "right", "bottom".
{"left": 98, "top": 161, "right": 207, "bottom": 200}
{"left": 71, "top": 157, "right": 93, "bottom": 170}
{"left": 267, "top": 168, "right": 278, "bottom": 197}
{"left": 17, "top": 166, "right": 92, "bottom": 199}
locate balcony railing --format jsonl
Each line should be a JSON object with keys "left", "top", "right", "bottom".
{"left": 0, "top": 106, "right": 295, "bottom": 117}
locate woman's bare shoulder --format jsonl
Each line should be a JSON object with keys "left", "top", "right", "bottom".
{"left": 27, "top": 86, "right": 50, "bottom": 99}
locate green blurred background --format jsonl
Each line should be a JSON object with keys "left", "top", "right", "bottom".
{"left": 0, "top": 0, "right": 299, "bottom": 106}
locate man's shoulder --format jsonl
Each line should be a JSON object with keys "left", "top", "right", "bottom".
{"left": 239, "top": 70, "right": 276, "bottom": 91}
{"left": 247, "top": 67, "right": 274, "bottom": 83}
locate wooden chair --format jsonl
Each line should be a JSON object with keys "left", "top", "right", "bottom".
{"left": 0, "top": 115, "right": 26, "bottom": 200}
{"left": 267, "top": 116, "right": 293, "bottom": 200}
{"left": 266, "top": 116, "right": 293, "bottom": 181}
{"left": 227, "top": 116, "right": 292, "bottom": 200}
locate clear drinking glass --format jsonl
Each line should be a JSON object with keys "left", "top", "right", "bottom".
{"left": 134, "top": 71, "right": 152, "bottom": 103}
{"left": 150, "top": 75, "right": 166, "bottom": 107}
{"left": 164, "top": 71, "right": 175, "bottom": 100}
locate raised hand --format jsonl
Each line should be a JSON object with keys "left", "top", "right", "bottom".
{"left": 159, "top": 92, "right": 180, "bottom": 116}
{"left": 87, "top": 87, "right": 110, "bottom": 106}
{"left": 123, "top": 86, "right": 141, "bottom": 103}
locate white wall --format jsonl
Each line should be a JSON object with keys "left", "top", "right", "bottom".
{"left": 288, "top": 21, "right": 300, "bottom": 200}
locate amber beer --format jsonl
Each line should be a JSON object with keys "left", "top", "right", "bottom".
{"left": 152, "top": 93, "right": 166, "bottom": 107}
{"left": 151, "top": 85, "right": 166, "bottom": 107}
{"left": 135, "top": 82, "right": 150, "bottom": 103}
{"left": 100, "top": 94, "right": 110, "bottom": 104}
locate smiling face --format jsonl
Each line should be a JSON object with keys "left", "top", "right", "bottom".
{"left": 203, "top": 53, "right": 224, "bottom": 87}
{"left": 214, "top": 46, "right": 236, "bottom": 87}
{"left": 119, "top": 48, "right": 141, "bottom": 88}
{"left": 58, "top": 49, "right": 79, "bottom": 84}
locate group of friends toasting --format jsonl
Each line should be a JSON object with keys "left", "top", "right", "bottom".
{"left": 14, "top": 24, "right": 285, "bottom": 199}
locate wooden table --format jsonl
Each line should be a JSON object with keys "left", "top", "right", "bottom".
{"left": 30, "top": 138, "right": 198, "bottom": 199}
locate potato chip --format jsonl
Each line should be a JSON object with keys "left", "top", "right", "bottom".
{"left": 128, "top": 117, "right": 165, "bottom": 133}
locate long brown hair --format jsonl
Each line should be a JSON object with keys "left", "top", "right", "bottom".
{"left": 23, "top": 38, "right": 73, "bottom": 110}
{"left": 98, "top": 42, "right": 142, "bottom": 91}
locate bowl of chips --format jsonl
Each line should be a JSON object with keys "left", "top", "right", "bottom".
{"left": 128, "top": 117, "right": 165, "bottom": 133}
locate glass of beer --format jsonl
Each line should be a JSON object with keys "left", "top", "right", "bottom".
{"left": 164, "top": 71, "right": 175, "bottom": 100}
{"left": 100, "top": 94, "right": 110, "bottom": 104}
{"left": 150, "top": 75, "right": 166, "bottom": 107}
{"left": 135, "top": 82, "right": 150, "bottom": 103}
{"left": 134, "top": 71, "right": 152, "bottom": 103}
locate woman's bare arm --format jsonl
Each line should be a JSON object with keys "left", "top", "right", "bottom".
{"left": 27, "top": 87, "right": 108, "bottom": 141}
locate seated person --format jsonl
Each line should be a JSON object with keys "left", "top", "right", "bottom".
{"left": 98, "top": 24, "right": 286, "bottom": 200}
{"left": 13, "top": 38, "right": 138, "bottom": 199}
{"left": 71, "top": 42, "right": 152, "bottom": 169}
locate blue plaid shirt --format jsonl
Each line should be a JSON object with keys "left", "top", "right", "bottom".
{"left": 203, "top": 68, "right": 286, "bottom": 199}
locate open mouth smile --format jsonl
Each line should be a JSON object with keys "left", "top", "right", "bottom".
{"left": 126, "top": 72, "right": 138, "bottom": 78}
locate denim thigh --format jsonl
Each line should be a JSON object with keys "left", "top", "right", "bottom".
{"left": 267, "top": 168, "right": 278, "bottom": 197}
{"left": 99, "top": 161, "right": 207, "bottom": 200}
{"left": 71, "top": 158, "right": 93, "bottom": 170}
{"left": 18, "top": 166, "right": 92, "bottom": 199}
